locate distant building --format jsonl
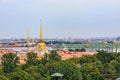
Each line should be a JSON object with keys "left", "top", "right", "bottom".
{"left": 58, "top": 50, "right": 97, "bottom": 60}
{"left": 36, "top": 20, "right": 48, "bottom": 55}
{"left": 0, "top": 41, "right": 2, "bottom": 47}
{"left": 54, "top": 42, "right": 120, "bottom": 53}
{"left": 116, "top": 36, "right": 120, "bottom": 41}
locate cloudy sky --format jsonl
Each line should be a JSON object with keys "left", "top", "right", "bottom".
{"left": 0, "top": 0, "right": 120, "bottom": 39}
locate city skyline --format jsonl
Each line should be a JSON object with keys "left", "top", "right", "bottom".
{"left": 0, "top": 0, "right": 120, "bottom": 39}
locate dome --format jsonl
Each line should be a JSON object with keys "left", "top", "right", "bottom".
{"left": 37, "top": 42, "right": 46, "bottom": 46}
{"left": 36, "top": 42, "right": 47, "bottom": 50}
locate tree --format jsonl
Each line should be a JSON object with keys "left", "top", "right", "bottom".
{"left": 75, "top": 49, "right": 81, "bottom": 51}
{"left": 8, "top": 70, "right": 31, "bottom": 80}
{"left": 80, "top": 48, "right": 86, "bottom": 52}
{"left": 49, "top": 50, "right": 61, "bottom": 61}
{"left": 46, "top": 61, "right": 82, "bottom": 80}
{"left": 110, "top": 58, "right": 120, "bottom": 77}
{"left": 96, "top": 61, "right": 104, "bottom": 74}
{"left": 102, "top": 63, "right": 117, "bottom": 80}
{"left": 41, "top": 53, "right": 49, "bottom": 65}
{"left": 96, "top": 51, "right": 116, "bottom": 64}
{"left": 25, "top": 65, "right": 41, "bottom": 80}
{"left": 24, "top": 64, "right": 51, "bottom": 80}
{"left": 0, "top": 66, "right": 5, "bottom": 76}
{"left": 1, "top": 53, "right": 19, "bottom": 73}
{"left": 26, "top": 52, "right": 38, "bottom": 65}
{"left": 0, "top": 75, "right": 9, "bottom": 80}
{"left": 66, "top": 58, "right": 80, "bottom": 64}
{"left": 41, "top": 50, "right": 61, "bottom": 62}
{"left": 81, "top": 62, "right": 104, "bottom": 80}
{"left": 68, "top": 49, "right": 74, "bottom": 51}
{"left": 79, "top": 55, "right": 97, "bottom": 64}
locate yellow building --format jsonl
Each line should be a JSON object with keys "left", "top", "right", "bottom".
{"left": 36, "top": 20, "right": 48, "bottom": 54}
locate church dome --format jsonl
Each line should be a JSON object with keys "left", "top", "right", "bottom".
{"left": 37, "top": 42, "right": 47, "bottom": 50}
{"left": 38, "top": 42, "right": 46, "bottom": 46}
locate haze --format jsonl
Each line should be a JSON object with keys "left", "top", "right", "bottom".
{"left": 0, "top": 0, "right": 120, "bottom": 39}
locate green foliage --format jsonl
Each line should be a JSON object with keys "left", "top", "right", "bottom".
{"left": 66, "top": 58, "right": 80, "bottom": 64}
{"left": 75, "top": 48, "right": 86, "bottom": 52}
{"left": 25, "top": 65, "right": 38, "bottom": 74}
{"left": 23, "top": 76, "right": 34, "bottom": 80}
{"left": 49, "top": 50, "right": 61, "bottom": 61}
{"left": 1, "top": 51, "right": 120, "bottom": 80}
{"left": 96, "top": 51, "right": 117, "bottom": 64}
{"left": 79, "top": 55, "right": 97, "bottom": 64}
{"left": 110, "top": 60, "right": 120, "bottom": 77}
{"left": 1, "top": 53, "right": 19, "bottom": 73}
{"left": 26, "top": 52, "right": 38, "bottom": 65}
{"left": 81, "top": 62, "right": 104, "bottom": 80}
{"left": 24, "top": 64, "right": 51, "bottom": 80}
{"left": 7, "top": 70, "right": 29, "bottom": 80}
{"left": 69, "top": 48, "right": 86, "bottom": 52}
{"left": 0, "top": 66, "right": 4, "bottom": 75}
{"left": 102, "top": 63, "right": 117, "bottom": 80}
{"left": 21, "top": 64, "right": 30, "bottom": 70}
{"left": 41, "top": 50, "right": 61, "bottom": 64}
{"left": 0, "top": 75, "right": 9, "bottom": 80}
{"left": 46, "top": 61, "right": 82, "bottom": 80}
{"left": 40, "top": 53, "right": 49, "bottom": 65}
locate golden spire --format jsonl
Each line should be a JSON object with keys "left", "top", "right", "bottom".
{"left": 40, "top": 20, "right": 43, "bottom": 42}
{"left": 36, "top": 20, "right": 48, "bottom": 52}
{"left": 27, "top": 32, "right": 30, "bottom": 47}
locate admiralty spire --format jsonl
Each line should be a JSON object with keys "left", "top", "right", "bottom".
{"left": 36, "top": 20, "right": 48, "bottom": 54}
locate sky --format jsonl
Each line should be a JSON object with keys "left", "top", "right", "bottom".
{"left": 0, "top": 0, "right": 120, "bottom": 39}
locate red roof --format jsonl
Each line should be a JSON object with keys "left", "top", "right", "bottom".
{"left": 58, "top": 50, "right": 97, "bottom": 60}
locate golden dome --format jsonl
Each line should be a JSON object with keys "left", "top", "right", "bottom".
{"left": 37, "top": 42, "right": 46, "bottom": 47}
{"left": 36, "top": 42, "right": 47, "bottom": 50}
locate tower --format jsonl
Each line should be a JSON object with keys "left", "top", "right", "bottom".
{"left": 27, "top": 32, "right": 30, "bottom": 47}
{"left": 36, "top": 20, "right": 48, "bottom": 54}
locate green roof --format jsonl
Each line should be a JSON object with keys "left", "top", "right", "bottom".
{"left": 51, "top": 73, "right": 63, "bottom": 77}
{"left": 54, "top": 43, "right": 120, "bottom": 50}
{"left": 116, "top": 78, "right": 120, "bottom": 80}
